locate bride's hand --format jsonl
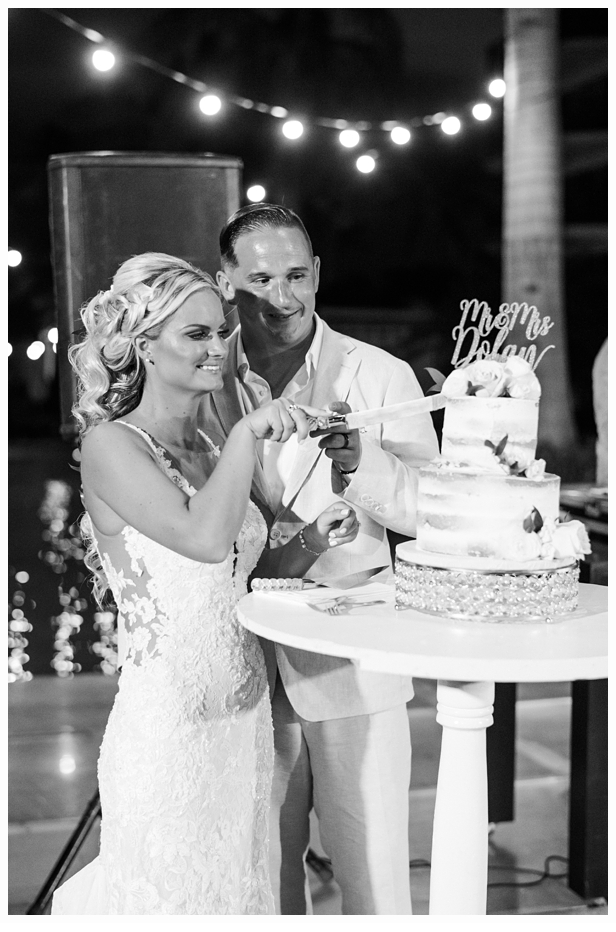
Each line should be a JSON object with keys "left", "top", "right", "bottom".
{"left": 303, "top": 502, "right": 360, "bottom": 551}
{"left": 240, "top": 401, "right": 330, "bottom": 443}
{"left": 239, "top": 399, "right": 308, "bottom": 442}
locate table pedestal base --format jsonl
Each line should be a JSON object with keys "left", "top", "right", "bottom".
{"left": 429, "top": 680, "right": 495, "bottom": 915}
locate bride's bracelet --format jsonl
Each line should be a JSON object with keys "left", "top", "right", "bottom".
{"left": 299, "top": 527, "right": 328, "bottom": 556}
{"left": 252, "top": 577, "right": 305, "bottom": 591}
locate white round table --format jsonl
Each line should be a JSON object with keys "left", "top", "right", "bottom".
{"left": 237, "top": 583, "right": 607, "bottom": 915}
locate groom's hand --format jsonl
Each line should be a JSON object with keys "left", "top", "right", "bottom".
{"left": 310, "top": 401, "right": 361, "bottom": 474}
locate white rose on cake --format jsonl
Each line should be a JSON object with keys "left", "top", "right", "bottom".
{"left": 507, "top": 371, "right": 541, "bottom": 401}
{"left": 503, "top": 355, "right": 532, "bottom": 378}
{"left": 467, "top": 360, "right": 508, "bottom": 397}
{"left": 552, "top": 520, "right": 591, "bottom": 559}
{"left": 525, "top": 458, "right": 546, "bottom": 480}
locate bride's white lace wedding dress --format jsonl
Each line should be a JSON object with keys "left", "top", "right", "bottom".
{"left": 52, "top": 424, "right": 275, "bottom": 915}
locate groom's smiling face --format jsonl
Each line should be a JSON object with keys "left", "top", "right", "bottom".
{"left": 217, "top": 226, "right": 320, "bottom": 350}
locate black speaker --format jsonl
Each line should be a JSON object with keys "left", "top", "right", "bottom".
{"left": 47, "top": 151, "right": 242, "bottom": 440}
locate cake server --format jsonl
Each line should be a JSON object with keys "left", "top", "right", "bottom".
{"left": 308, "top": 393, "right": 447, "bottom": 433}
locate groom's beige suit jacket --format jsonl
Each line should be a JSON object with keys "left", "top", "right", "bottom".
{"left": 200, "top": 317, "right": 439, "bottom": 721}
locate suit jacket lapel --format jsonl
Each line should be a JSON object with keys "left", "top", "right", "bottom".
{"left": 277, "top": 322, "right": 361, "bottom": 514}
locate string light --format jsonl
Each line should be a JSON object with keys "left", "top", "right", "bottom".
{"left": 47, "top": 327, "right": 58, "bottom": 345}
{"left": 37, "top": 8, "right": 503, "bottom": 179}
{"left": 489, "top": 78, "right": 506, "bottom": 98}
{"left": 8, "top": 249, "right": 22, "bottom": 267}
{"left": 472, "top": 103, "right": 492, "bottom": 121}
{"left": 441, "top": 116, "right": 461, "bottom": 135}
{"left": 339, "top": 129, "right": 360, "bottom": 148}
{"left": 247, "top": 184, "right": 266, "bottom": 202}
{"left": 282, "top": 119, "right": 304, "bottom": 140}
{"left": 8, "top": 343, "right": 12, "bottom": 356}
{"left": 356, "top": 154, "right": 376, "bottom": 173}
{"left": 199, "top": 94, "right": 222, "bottom": 116}
{"left": 390, "top": 126, "right": 411, "bottom": 145}
{"left": 92, "top": 48, "right": 115, "bottom": 72}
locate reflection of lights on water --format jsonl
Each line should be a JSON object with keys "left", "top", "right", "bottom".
{"left": 93, "top": 612, "right": 119, "bottom": 675}
{"left": 59, "top": 754, "right": 77, "bottom": 775}
{"left": 8, "top": 568, "right": 34, "bottom": 682}
{"left": 35, "top": 478, "right": 119, "bottom": 679}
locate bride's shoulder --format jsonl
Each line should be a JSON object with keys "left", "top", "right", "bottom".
{"left": 81, "top": 420, "right": 151, "bottom": 464}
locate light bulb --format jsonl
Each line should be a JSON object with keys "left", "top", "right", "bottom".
{"left": 92, "top": 49, "right": 115, "bottom": 72}
{"left": 246, "top": 185, "right": 266, "bottom": 203}
{"left": 390, "top": 126, "right": 411, "bottom": 145}
{"left": 489, "top": 78, "right": 506, "bottom": 98}
{"left": 356, "top": 155, "right": 376, "bottom": 174}
{"left": 472, "top": 103, "right": 492, "bottom": 121}
{"left": 339, "top": 129, "right": 360, "bottom": 148}
{"left": 441, "top": 116, "right": 461, "bottom": 135}
{"left": 8, "top": 249, "right": 22, "bottom": 267}
{"left": 199, "top": 94, "right": 222, "bottom": 115}
{"left": 282, "top": 120, "right": 304, "bottom": 140}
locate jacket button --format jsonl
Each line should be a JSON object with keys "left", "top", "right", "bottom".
{"left": 270, "top": 529, "right": 281, "bottom": 540}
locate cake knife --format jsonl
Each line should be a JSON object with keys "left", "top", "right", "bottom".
{"left": 307, "top": 393, "right": 447, "bottom": 433}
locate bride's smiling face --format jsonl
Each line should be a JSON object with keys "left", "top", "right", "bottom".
{"left": 141, "top": 288, "right": 229, "bottom": 394}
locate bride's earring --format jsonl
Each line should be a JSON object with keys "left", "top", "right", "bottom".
{"left": 145, "top": 355, "right": 155, "bottom": 366}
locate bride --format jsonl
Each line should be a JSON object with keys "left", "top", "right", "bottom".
{"left": 51, "top": 252, "right": 358, "bottom": 915}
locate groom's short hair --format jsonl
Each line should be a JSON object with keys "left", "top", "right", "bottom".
{"left": 219, "top": 203, "right": 313, "bottom": 268}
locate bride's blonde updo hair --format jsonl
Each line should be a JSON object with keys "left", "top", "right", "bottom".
{"left": 70, "top": 252, "right": 219, "bottom": 437}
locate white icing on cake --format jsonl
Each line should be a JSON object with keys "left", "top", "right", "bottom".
{"left": 441, "top": 396, "right": 538, "bottom": 471}
{"left": 416, "top": 463, "right": 560, "bottom": 562}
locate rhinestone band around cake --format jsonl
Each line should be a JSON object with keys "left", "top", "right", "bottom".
{"left": 395, "top": 558, "right": 579, "bottom": 623}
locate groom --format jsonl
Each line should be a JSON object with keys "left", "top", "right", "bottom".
{"left": 201, "top": 204, "right": 438, "bottom": 914}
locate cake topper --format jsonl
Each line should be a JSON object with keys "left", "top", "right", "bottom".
{"left": 451, "top": 299, "right": 555, "bottom": 370}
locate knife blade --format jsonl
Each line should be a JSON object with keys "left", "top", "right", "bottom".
{"left": 308, "top": 393, "right": 447, "bottom": 433}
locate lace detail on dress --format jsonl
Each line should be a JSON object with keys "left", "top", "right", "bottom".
{"left": 53, "top": 423, "right": 274, "bottom": 915}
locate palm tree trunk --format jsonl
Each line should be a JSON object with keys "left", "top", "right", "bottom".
{"left": 503, "top": 8, "right": 577, "bottom": 451}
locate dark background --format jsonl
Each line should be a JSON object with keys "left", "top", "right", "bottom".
{"left": 8, "top": 8, "right": 607, "bottom": 675}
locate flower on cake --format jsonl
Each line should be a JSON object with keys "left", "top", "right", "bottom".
{"left": 442, "top": 355, "right": 541, "bottom": 401}
{"left": 523, "top": 509, "right": 591, "bottom": 560}
{"left": 525, "top": 458, "right": 546, "bottom": 480}
{"left": 483, "top": 436, "right": 544, "bottom": 478}
{"left": 551, "top": 519, "right": 591, "bottom": 559}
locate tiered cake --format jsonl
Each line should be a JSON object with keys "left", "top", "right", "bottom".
{"left": 396, "top": 357, "right": 591, "bottom": 622}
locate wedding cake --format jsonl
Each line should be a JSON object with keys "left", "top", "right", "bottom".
{"left": 395, "top": 309, "right": 591, "bottom": 622}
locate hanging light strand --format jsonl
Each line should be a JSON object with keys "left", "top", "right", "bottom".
{"left": 40, "top": 8, "right": 503, "bottom": 141}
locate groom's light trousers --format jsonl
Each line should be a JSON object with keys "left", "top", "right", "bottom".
{"left": 269, "top": 674, "right": 413, "bottom": 915}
